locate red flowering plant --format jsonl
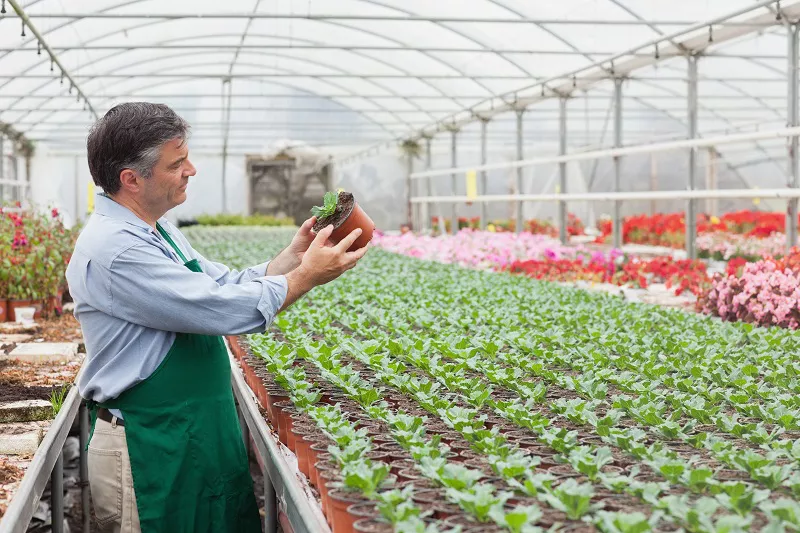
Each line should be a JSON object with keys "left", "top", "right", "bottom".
{"left": 507, "top": 251, "right": 710, "bottom": 296}
{"left": 526, "top": 218, "right": 558, "bottom": 237}
{"left": 0, "top": 205, "right": 78, "bottom": 314}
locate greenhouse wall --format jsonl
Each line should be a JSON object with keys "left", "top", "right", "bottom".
{"left": 28, "top": 140, "right": 788, "bottom": 232}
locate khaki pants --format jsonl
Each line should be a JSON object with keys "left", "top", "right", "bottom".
{"left": 88, "top": 417, "right": 141, "bottom": 533}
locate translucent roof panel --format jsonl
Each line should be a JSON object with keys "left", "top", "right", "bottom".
{"left": 0, "top": 0, "right": 797, "bottom": 160}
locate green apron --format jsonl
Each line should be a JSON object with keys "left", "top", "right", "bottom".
{"left": 87, "top": 222, "right": 261, "bottom": 533}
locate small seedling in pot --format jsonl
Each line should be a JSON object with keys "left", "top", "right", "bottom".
{"left": 488, "top": 503, "right": 543, "bottom": 533}
{"left": 310, "top": 189, "right": 375, "bottom": 251}
{"left": 594, "top": 510, "right": 653, "bottom": 533}
{"left": 341, "top": 459, "right": 391, "bottom": 498}
{"left": 541, "top": 478, "right": 599, "bottom": 520}
{"left": 377, "top": 486, "right": 425, "bottom": 524}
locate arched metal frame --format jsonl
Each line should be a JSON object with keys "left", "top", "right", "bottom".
{"left": 0, "top": 0, "right": 797, "bottom": 236}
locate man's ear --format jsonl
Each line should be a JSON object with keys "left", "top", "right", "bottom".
{"left": 118, "top": 169, "right": 140, "bottom": 194}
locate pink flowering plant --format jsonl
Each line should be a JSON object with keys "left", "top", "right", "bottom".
{"left": 699, "top": 256, "right": 800, "bottom": 329}
{"left": 371, "top": 229, "right": 595, "bottom": 271}
{"left": 0, "top": 204, "right": 78, "bottom": 307}
{"left": 696, "top": 231, "right": 786, "bottom": 262}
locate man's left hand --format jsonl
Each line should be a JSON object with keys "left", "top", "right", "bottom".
{"left": 287, "top": 216, "right": 317, "bottom": 262}
{"left": 267, "top": 217, "right": 335, "bottom": 275}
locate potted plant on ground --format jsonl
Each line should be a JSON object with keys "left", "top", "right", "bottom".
{"left": 311, "top": 190, "right": 375, "bottom": 251}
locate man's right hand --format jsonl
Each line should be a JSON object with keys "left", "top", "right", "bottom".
{"left": 280, "top": 225, "right": 368, "bottom": 310}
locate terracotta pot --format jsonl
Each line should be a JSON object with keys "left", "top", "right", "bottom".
{"left": 226, "top": 336, "right": 243, "bottom": 360}
{"left": 8, "top": 299, "right": 43, "bottom": 322}
{"left": 309, "top": 443, "right": 330, "bottom": 488}
{"left": 389, "top": 459, "right": 416, "bottom": 476}
{"left": 292, "top": 428, "right": 315, "bottom": 478}
{"left": 318, "top": 468, "right": 341, "bottom": 521}
{"left": 267, "top": 393, "right": 290, "bottom": 426}
{"left": 328, "top": 487, "right": 368, "bottom": 533}
{"left": 347, "top": 502, "right": 380, "bottom": 522}
{"left": 396, "top": 468, "right": 426, "bottom": 484}
{"left": 462, "top": 459, "right": 492, "bottom": 475}
{"left": 353, "top": 518, "right": 393, "bottom": 533}
{"left": 0, "top": 299, "right": 8, "bottom": 323}
{"left": 328, "top": 200, "right": 375, "bottom": 252}
{"left": 273, "top": 401, "right": 294, "bottom": 444}
{"left": 412, "top": 489, "right": 458, "bottom": 519}
{"left": 547, "top": 464, "right": 582, "bottom": 477}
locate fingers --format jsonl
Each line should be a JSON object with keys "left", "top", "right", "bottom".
{"left": 334, "top": 228, "right": 363, "bottom": 252}
{"left": 312, "top": 224, "right": 334, "bottom": 247}
{"left": 298, "top": 217, "right": 316, "bottom": 237}
{"left": 300, "top": 216, "right": 316, "bottom": 232}
{"left": 347, "top": 245, "right": 369, "bottom": 262}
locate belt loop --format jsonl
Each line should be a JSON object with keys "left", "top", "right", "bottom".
{"left": 111, "top": 416, "right": 118, "bottom": 429}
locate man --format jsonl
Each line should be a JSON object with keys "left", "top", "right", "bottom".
{"left": 65, "top": 102, "right": 367, "bottom": 533}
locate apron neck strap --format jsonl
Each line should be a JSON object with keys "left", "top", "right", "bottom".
{"left": 156, "top": 222, "right": 189, "bottom": 264}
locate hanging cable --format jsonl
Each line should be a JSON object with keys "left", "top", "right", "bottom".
{"left": 654, "top": 43, "right": 660, "bottom": 59}
{"left": 1, "top": 0, "right": 6, "bottom": 14}
{"left": 708, "top": 26, "right": 714, "bottom": 43}
{"left": 777, "top": 0, "right": 783, "bottom": 21}
{"left": 50, "top": 58, "right": 53, "bottom": 72}
{"left": 37, "top": 41, "right": 41, "bottom": 55}
{"left": 21, "top": 19, "right": 25, "bottom": 37}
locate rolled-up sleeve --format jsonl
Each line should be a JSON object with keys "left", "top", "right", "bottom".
{"left": 106, "top": 243, "right": 287, "bottom": 335}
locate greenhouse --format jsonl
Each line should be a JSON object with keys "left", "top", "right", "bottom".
{"left": 3, "top": 1, "right": 800, "bottom": 532}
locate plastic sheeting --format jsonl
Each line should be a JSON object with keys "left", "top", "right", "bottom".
{"left": 0, "top": 0, "right": 795, "bottom": 153}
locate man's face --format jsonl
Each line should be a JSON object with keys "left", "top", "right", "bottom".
{"left": 141, "top": 138, "right": 196, "bottom": 212}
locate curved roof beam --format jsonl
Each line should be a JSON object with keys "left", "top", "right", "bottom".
{"left": 7, "top": 48, "right": 433, "bottom": 131}
{"left": 2, "top": 40, "right": 432, "bottom": 136}
{"left": 17, "top": 81, "right": 407, "bottom": 148}
{"left": 604, "top": 2, "right": 787, "bottom": 183}
{"left": 1, "top": 0, "right": 496, "bottom": 129}
{"left": 13, "top": 55, "right": 414, "bottom": 136}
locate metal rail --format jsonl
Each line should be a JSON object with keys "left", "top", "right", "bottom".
{"left": 227, "top": 341, "right": 330, "bottom": 533}
{"left": 411, "top": 126, "right": 800, "bottom": 179}
{"left": 0, "top": 388, "right": 86, "bottom": 533}
{"left": 411, "top": 188, "right": 800, "bottom": 204}
{"left": 1, "top": 347, "right": 325, "bottom": 533}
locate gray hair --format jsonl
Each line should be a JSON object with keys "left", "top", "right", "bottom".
{"left": 87, "top": 102, "right": 190, "bottom": 195}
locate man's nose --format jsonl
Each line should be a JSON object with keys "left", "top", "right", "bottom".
{"left": 184, "top": 159, "right": 197, "bottom": 177}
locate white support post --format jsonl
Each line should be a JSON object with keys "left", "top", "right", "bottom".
{"left": 788, "top": 23, "right": 799, "bottom": 252}
{"left": 613, "top": 78, "right": 623, "bottom": 249}
{"left": 686, "top": 55, "right": 699, "bottom": 259}
{"left": 515, "top": 109, "right": 525, "bottom": 234}
{"left": 480, "top": 118, "right": 489, "bottom": 230}
{"left": 406, "top": 154, "right": 414, "bottom": 229}
{"left": 650, "top": 153, "right": 657, "bottom": 216}
{"left": 423, "top": 137, "right": 432, "bottom": 232}
{"left": 559, "top": 97, "right": 568, "bottom": 244}
{"left": 450, "top": 130, "right": 459, "bottom": 235}
{"left": 0, "top": 134, "right": 4, "bottom": 203}
{"left": 706, "top": 148, "right": 718, "bottom": 216}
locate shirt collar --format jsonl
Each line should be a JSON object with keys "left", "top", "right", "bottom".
{"left": 94, "top": 193, "right": 169, "bottom": 233}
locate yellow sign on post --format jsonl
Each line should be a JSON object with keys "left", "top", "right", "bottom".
{"left": 465, "top": 169, "right": 477, "bottom": 201}
{"left": 87, "top": 181, "right": 95, "bottom": 213}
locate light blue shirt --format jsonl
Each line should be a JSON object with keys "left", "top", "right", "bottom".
{"left": 67, "top": 194, "right": 288, "bottom": 415}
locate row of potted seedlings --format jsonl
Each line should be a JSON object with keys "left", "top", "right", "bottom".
{"left": 277, "top": 266, "right": 800, "bottom": 531}
{"left": 230, "top": 328, "right": 686, "bottom": 533}
{"left": 230, "top": 336, "right": 452, "bottom": 533}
